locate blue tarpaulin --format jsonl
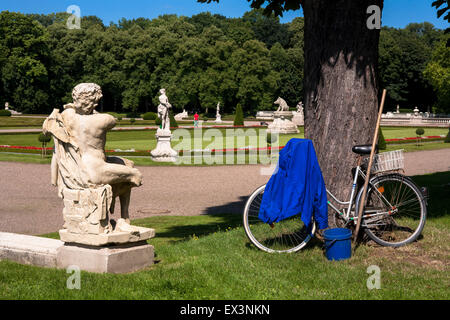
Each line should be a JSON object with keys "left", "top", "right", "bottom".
{"left": 258, "top": 138, "right": 329, "bottom": 230}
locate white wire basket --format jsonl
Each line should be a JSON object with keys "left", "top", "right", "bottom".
{"left": 372, "top": 149, "right": 405, "bottom": 173}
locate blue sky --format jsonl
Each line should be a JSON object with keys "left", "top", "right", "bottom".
{"left": 0, "top": 0, "right": 448, "bottom": 29}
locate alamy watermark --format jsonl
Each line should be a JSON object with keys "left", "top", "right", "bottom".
{"left": 366, "top": 265, "right": 381, "bottom": 290}
{"left": 66, "top": 265, "right": 81, "bottom": 290}
{"left": 66, "top": 5, "right": 81, "bottom": 30}
{"left": 367, "top": 5, "right": 381, "bottom": 30}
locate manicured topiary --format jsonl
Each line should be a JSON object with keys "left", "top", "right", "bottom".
{"left": 169, "top": 110, "right": 179, "bottom": 128}
{"left": 416, "top": 128, "right": 425, "bottom": 147}
{"left": 129, "top": 118, "right": 136, "bottom": 125}
{"left": 234, "top": 104, "right": 244, "bottom": 126}
{"left": 155, "top": 117, "right": 162, "bottom": 127}
{"left": 0, "top": 110, "right": 12, "bottom": 117}
{"left": 416, "top": 128, "right": 425, "bottom": 136}
{"left": 142, "top": 112, "right": 157, "bottom": 120}
{"left": 378, "top": 128, "right": 387, "bottom": 150}
{"left": 38, "top": 133, "right": 52, "bottom": 157}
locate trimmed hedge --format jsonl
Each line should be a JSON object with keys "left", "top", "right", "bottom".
{"left": 142, "top": 112, "right": 157, "bottom": 120}
{"left": 445, "top": 128, "right": 450, "bottom": 143}
{"left": 0, "top": 110, "right": 12, "bottom": 117}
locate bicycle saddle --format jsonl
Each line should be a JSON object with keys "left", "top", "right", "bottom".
{"left": 352, "top": 144, "right": 378, "bottom": 155}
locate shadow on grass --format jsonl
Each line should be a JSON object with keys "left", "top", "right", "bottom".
{"left": 411, "top": 171, "right": 450, "bottom": 219}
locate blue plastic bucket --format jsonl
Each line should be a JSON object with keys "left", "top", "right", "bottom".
{"left": 324, "top": 228, "right": 352, "bottom": 261}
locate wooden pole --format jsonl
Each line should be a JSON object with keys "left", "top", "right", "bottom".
{"left": 353, "top": 89, "right": 387, "bottom": 243}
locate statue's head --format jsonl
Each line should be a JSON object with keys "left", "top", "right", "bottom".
{"left": 160, "top": 88, "right": 166, "bottom": 95}
{"left": 72, "top": 83, "right": 103, "bottom": 115}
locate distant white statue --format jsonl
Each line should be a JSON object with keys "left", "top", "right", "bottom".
{"left": 274, "top": 97, "right": 290, "bottom": 112}
{"left": 215, "top": 102, "right": 222, "bottom": 123}
{"left": 157, "top": 88, "right": 172, "bottom": 132}
{"left": 4, "top": 102, "right": 9, "bottom": 110}
{"left": 395, "top": 105, "right": 400, "bottom": 114}
{"left": 43, "top": 83, "right": 151, "bottom": 246}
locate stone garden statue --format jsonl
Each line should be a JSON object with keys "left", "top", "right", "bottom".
{"left": 274, "top": 97, "right": 290, "bottom": 112}
{"left": 151, "top": 88, "right": 178, "bottom": 162}
{"left": 157, "top": 88, "right": 172, "bottom": 132}
{"left": 43, "top": 83, "right": 153, "bottom": 246}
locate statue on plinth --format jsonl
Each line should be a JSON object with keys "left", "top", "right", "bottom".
{"left": 151, "top": 89, "right": 178, "bottom": 162}
{"left": 215, "top": 102, "right": 222, "bottom": 123}
{"left": 292, "top": 101, "right": 304, "bottom": 126}
{"left": 43, "top": 83, "right": 154, "bottom": 246}
{"left": 268, "top": 97, "right": 299, "bottom": 134}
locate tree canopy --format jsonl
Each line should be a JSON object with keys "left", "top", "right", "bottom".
{"left": 0, "top": 9, "right": 447, "bottom": 115}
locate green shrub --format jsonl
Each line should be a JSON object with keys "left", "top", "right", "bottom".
{"left": 129, "top": 118, "right": 136, "bottom": 125}
{"left": 38, "top": 133, "right": 52, "bottom": 157}
{"left": 38, "top": 133, "right": 52, "bottom": 144}
{"left": 445, "top": 128, "right": 450, "bottom": 143}
{"left": 155, "top": 117, "right": 162, "bottom": 127}
{"left": 202, "top": 115, "right": 209, "bottom": 122}
{"left": 234, "top": 104, "right": 244, "bottom": 126}
{"left": 416, "top": 128, "right": 425, "bottom": 136}
{"left": 126, "top": 112, "right": 139, "bottom": 118}
{"left": 169, "top": 110, "right": 179, "bottom": 128}
{"left": 378, "top": 128, "right": 387, "bottom": 150}
{"left": 0, "top": 110, "right": 12, "bottom": 117}
{"left": 142, "top": 112, "right": 157, "bottom": 121}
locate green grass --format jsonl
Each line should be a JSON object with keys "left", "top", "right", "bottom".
{"left": 0, "top": 172, "right": 448, "bottom": 300}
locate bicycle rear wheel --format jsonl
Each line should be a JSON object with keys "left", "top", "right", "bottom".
{"left": 355, "top": 174, "right": 427, "bottom": 247}
{"left": 243, "top": 185, "right": 315, "bottom": 253}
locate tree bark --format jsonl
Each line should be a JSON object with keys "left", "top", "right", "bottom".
{"left": 302, "top": 0, "right": 383, "bottom": 220}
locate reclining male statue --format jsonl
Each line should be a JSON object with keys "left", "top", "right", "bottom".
{"left": 43, "top": 83, "right": 152, "bottom": 245}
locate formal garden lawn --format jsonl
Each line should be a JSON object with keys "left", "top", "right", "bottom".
{"left": 0, "top": 171, "right": 448, "bottom": 300}
{"left": 0, "top": 126, "right": 449, "bottom": 165}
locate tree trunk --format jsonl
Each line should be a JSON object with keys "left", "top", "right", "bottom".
{"left": 302, "top": 0, "right": 383, "bottom": 221}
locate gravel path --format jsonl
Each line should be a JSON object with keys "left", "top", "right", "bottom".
{"left": 1, "top": 148, "right": 449, "bottom": 235}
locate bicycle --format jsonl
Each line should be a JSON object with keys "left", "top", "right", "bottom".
{"left": 243, "top": 145, "right": 428, "bottom": 253}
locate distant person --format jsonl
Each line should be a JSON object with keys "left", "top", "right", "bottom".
{"left": 194, "top": 112, "right": 199, "bottom": 128}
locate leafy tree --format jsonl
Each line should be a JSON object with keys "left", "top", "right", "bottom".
{"left": 378, "top": 128, "right": 387, "bottom": 150}
{"left": 0, "top": 12, "right": 51, "bottom": 114}
{"left": 424, "top": 38, "right": 450, "bottom": 114}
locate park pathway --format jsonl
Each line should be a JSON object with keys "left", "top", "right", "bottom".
{"left": 0, "top": 148, "right": 449, "bottom": 235}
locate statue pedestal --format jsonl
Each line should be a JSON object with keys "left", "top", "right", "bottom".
{"left": 57, "top": 241, "right": 154, "bottom": 274}
{"left": 292, "top": 111, "right": 304, "bottom": 126}
{"left": 215, "top": 115, "right": 223, "bottom": 123}
{"left": 268, "top": 111, "right": 299, "bottom": 134}
{"left": 151, "top": 129, "right": 178, "bottom": 162}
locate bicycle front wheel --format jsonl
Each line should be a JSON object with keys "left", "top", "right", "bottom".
{"left": 355, "top": 174, "right": 427, "bottom": 247}
{"left": 243, "top": 185, "right": 315, "bottom": 253}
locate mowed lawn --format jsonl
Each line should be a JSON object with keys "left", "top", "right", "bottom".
{"left": 0, "top": 127, "right": 448, "bottom": 150}
{"left": 0, "top": 171, "right": 448, "bottom": 300}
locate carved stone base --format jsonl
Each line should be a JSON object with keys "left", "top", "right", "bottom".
{"left": 292, "top": 111, "right": 304, "bottom": 126}
{"left": 150, "top": 129, "right": 178, "bottom": 162}
{"left": 215, "top": 115, "right": 222, "bottom": 123}
{"left": 59, "top": 226, "right": 155, "bottom": 247}
{"left": 57, "top": 242, "right": 154, "bottom": 274}
{"left": 268, "top": 111, "right": 299, "bottom": 134}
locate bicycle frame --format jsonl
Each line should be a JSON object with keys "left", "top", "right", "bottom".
{"left": 326, "top": 160, "right": 395, "bottom": 225}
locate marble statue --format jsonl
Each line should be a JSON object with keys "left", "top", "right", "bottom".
{"left": 157, "top": 88, "right": 172, "bottom": 132}
{"left": 151, "top": 89, "right": 178, "bottom": 162}
{"left": 43, "top": 83, "right": 153, "bottom": 246}
{"left": 274, "top": 97, "right": 290, "bottom": 112}
{"left": 4, "top": 102, "right": 9, "bottom": 110}
{"left": 215, "top": 102, "right": 222, "bottom": 123}
{"left": 268, "top": 97, "right": 299, "bottom": 134}
{"left": 293, "top": 101, "right": 304, "bottom": 126}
